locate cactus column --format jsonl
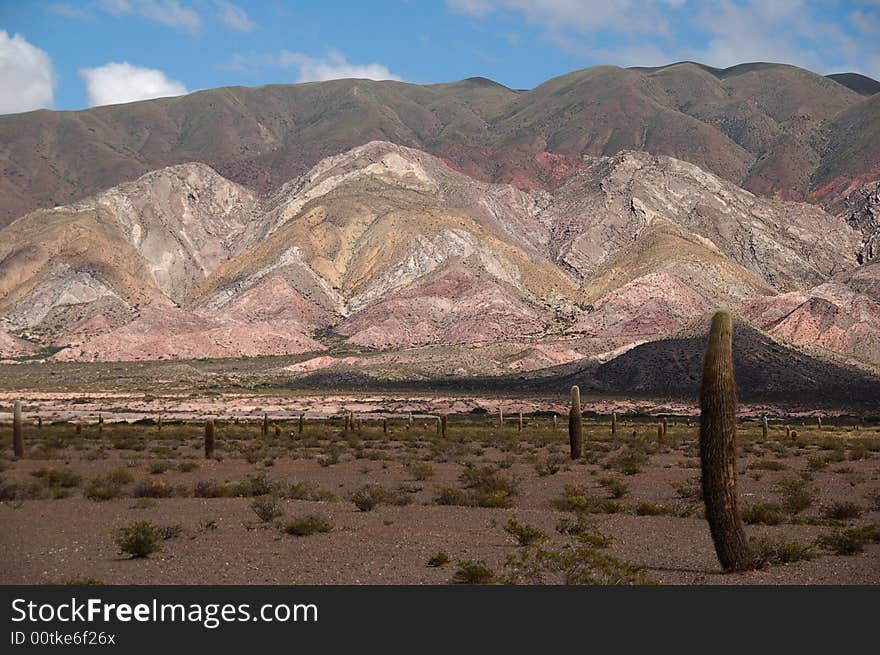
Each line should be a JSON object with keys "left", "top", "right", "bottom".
{"left": 761, "top": 416, "right": 768, "bottom": 440}
{"left": 699, "top": 312, "right": 754, "bottom": 572}
{"left": 205, "top": 419, "right": 215, "bottom": 459}
{"left": 568, "top": 386, "right": 583, "bottom": 460}
{"left": 13, "top": 400, "right": 24, "bottom": 458}
{"left": 611, "top": 411, "right": 617, "bottom": 435}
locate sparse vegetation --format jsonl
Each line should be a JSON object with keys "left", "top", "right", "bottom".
{"left": 281, "top": 515, "right": 334, "bottom": 536}
{"left": 114, "top": 522, "right": 163, "bottom": 558}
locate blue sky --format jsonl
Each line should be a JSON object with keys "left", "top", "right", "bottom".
{"left": 1, "top": 0, "right": 878, "bottom": 115}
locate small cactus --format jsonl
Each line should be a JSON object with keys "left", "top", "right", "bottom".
{"left": 157, "top": 415, "right": 162, "bottom": 433}
{"left": 517, "top": 412, "right": 523, "bottom": 432}
{"left": 441, "top": 414, "right": 448, "bottom": 439}
{"left": 383, "top": 418, "right": 388, "bottom": 434}
{"left": 611, "top": 411, "right": 617, "bottom": 435}
{"left": 698, "top": 311, "right": 755, "bottom": 572}
{"left": 37, "top": 415, "right": 42, "bottom": 429}
{"left": 498, "top": 408, "right": 503, "bottom": 429}
{"left": 657, "top": 423, "right": 663, "bottom": 442}
{"left": 661, "top": 416, "right": 668, "bottom": 437}
{"left": 298, "top": 413, "right": 304, "bottom": 434}
{"left": 13, "top": 400, "right": 24, "bottom": 458}
{"left": 785, "top": 425, "right": 791, "bottom": 439}
{"left": 75, "top": 423, "right": 82, "bottom": 435}
{"left": 568, "top": 386, "right": 583, "bottom": 460}
{"left": 553, "top": 414, "right": 558, "bottom": 431}
{"left": 262, "top": 413, "right": 269, "bottom": 437}
{"left": 98, "top": 413, "right": 103, "bottom": 434}
{"left": 204, "top": 419, "right": 216, "bottom": 459}
{"left": 761, "top": 416, "right": 768, "bottom": 440}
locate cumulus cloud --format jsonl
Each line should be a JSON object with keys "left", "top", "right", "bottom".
{"left": 80, "top": 62, "right": 188, "bottom": 107}
{"left": 0, "top": 31, "right": 56, "bottom": 115}
{"left": 213, "top": 0, "right": 255, "bottom": 31}
{"left": 226, "top": 49, "right": 401, "bottom": 82}
{"left": 99, "top": 0, "right": 202, "bottom": 33}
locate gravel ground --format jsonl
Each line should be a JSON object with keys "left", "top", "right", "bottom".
{"left": 1, "top": 418, "right": 878, "bottom": 585}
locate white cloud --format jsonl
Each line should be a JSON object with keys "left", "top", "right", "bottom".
{"left": 48, "top": 3, "right": 90, "bottom": 19}
{"left": 99, "top": 0, "right": 202, "bottom": 33}
{"left": 0, "top": 31, "right": 56, "bottom": 115}
{"left": 448, "top": 0, "right": 880, "bottom": 80}
{"left": 279, "top": 50, "right": 401, "bottom": 82}
{"left": 214, "top": 0, "right": 255, "bottom": 31}
{"left": 80, "top": 62, "right": 188, "bottom": 107}
{"left": 226, "top": 49, "right": 402, "bottom": 82}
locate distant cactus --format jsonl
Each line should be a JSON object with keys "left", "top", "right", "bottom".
{"left": 407, "top": 413, "right": 413, "bottom": 429}
{"left": 13, "top": 400, "right": 24, "bottom": 458}
{"left": 816, "top": 416, "right": 822, "bottom": 430}
{"left": 37, "top": 415, "right": 42, "bottom": 430}
{"left": 498, "top": 408, "right": 503, "bottom": 429}
{"left": 657, "top": 423, "right": 664, "bottom": 442}
{"left": 157, "top": 415, "right": 162, "bottom": 433}
{"left": 761, "top": 416, "right": 768, "bottom": 440}
{"left": 344, "top": 413, "right": 351, "bottom": 432}
{"left": 785, "top": 425, "right": 792, "bottom": 439}
{"left": 611, "top": 411, "right": 617, "bottom": 435}
{"left": 661, "top": 416, "right": 668, "bottom": 437}
{"left": 75, "top": 423, "right": 82, "bottom": 435}
{"left": 699, "top": 311, "right": 755, "bottom": 572}
{"left": 568, "top": 386, "right": 583, "bottom": 460}
{"left": 298, "top": 413, "right": 304, "bottom": 434}
{"left": 441, "top": 414, "right": 448, "bottom": 439}
{"left": 553, "top": 414, "right": 558, "bottom": 431}
{"left": 262, "top": 413, "right": 269, "bottom": 437}
{"left": 274, "top": 424, "right": 281, "bottom": 438}
{"left": 98, "top": 413, "right": 103, "bottom": 434}
{"left": 383, "top": 418, "right": 388, "bottom": 434}
{"left": 205, "top": 419, "right": 215, "bottom": 459}
{"left": 517, "top": 412, "right": 523, "bottom": 432}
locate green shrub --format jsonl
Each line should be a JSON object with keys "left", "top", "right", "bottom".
{"left": 742, "top": 503, "right": 786, "bottom": 526}
{"left": 452, "top": 560, "right": 495, "bottom": 584}
{"left": 114, "top": 522, "right": 162, "bottom": 558}
{"left": 350, "top": 484, "right": 410, "bottom": 511}
{"left": 281, "top": 515, "right": 333, "bottom": 536}
{"left": 750, "top": 536, "right": 815, "bottom": 566}
{"left": 821, "top": 501, "right": 863, "bottom": 521}
{"left": 31, "top": 467, "right": 81, "bottom": 488}
{"left": 777, "top": 476, "right": 816, "bottom": 514}
{"left": 609, "top": 448, "right": 647, "bottom": 475}
{"left": 633, "top": 502, "right": 668, "bottom": 516}
{"left": 597, "top": 476, "right": 628, "bottom": 499}
{"left": 551, "top": 485, "right": 621, "bottom": 514}
{"left": 251, "top": 496, "right": 283, "bottom": 522}
{"left": 407, "top": 461, "right": 435, "bottom": 481}
{"left": 817, "top": 525, "right": 880, "bottom": 555}
{"left": 286, "top": 481, "right": 337, "bottom": 502}
{"left": 426, "top": 551, "right": 450, "bottom": 567}
{"left": 132, "top": 479, "right": 172, "bottom": 498}
{"left": 504, "top": 518, "right": 547, "bottom": 546}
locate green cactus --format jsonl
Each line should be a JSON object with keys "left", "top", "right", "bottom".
{"left": 262, "top": 413, "right": 269, "bottom": 437}
{"left": 699, "top": 311, "right": 755, "bottom": 572}
{"left": 498, "top": 407, "right": 503, "bottom": 429}
{"left": 761, "top": 416, "right": 768, "bottom": 440}
{"left": 661, "top": 416, "right": 668, "bottom": 437}
{"left": 568, "top": 385, "right": 582, "bottom": 460}
{"left": 298, "top": 413, "right": 304, "bottom": 434}
{"left": 517, "top": 412, "right": 523, "bottom": 432}
{"left": 611, "top": 411, "right": 617, "bottom": 435}
{"left": 13, "top": 400, "right": 24, "bottom": 458}
{"left": 383, "top": 418, "right": 388, "bottom": 434}
{"left": 204, "top": 419, "right": 216, "bottom": 459}
{"left": 441, "top": 414, "right": 448, "bottom": 439}
{"left": 657, "top": 423, "right": 663, "bottom": 442}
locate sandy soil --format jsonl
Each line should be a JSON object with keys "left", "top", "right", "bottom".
{"left": 1, "top": 414, "right": 877, "bottom": 585}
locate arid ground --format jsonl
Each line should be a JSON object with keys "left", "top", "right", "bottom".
{"left": 1, "top": 396, "right": 878, "bottom": 585}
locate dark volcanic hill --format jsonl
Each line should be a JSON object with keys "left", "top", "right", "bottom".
{"left": 2, "top": 61, "right": 878, "bottom": 227}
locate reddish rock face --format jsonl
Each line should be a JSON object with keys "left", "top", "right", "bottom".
{"left": 1, "top": 140, "right": 878, "bottom": 374}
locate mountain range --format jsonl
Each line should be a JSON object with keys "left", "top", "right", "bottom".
{"left": 1, "top": 61, "right": 879, "bottom": 404}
